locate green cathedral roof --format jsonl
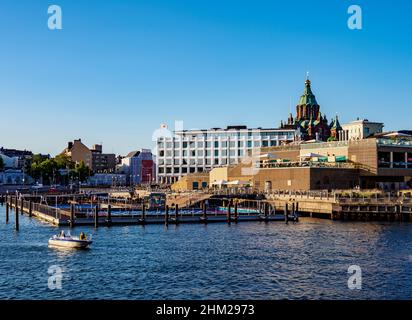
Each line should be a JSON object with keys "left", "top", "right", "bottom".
{"left": 298, "top": 79, "right": 318, "bottom": 106}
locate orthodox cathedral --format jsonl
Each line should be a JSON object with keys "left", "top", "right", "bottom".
{"left": 281, "top": 77, "right": 342, "bottom": 141}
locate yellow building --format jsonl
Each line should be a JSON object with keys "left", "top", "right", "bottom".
{"left": 171, "top": 172, "right": 209, "bottom": 191}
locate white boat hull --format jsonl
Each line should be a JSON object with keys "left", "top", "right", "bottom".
{"left": 48, "top": 238, "right": 92, "bottom": 249}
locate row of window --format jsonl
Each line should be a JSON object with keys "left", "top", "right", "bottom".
{"left": 158, "top": 157, "right": 242, "bottom": 166}
{"left": 158, "top": 161, "right": 238, "bottom": 174}
{"left": 158, "top": 139, "right": 288, "bottom": 149}
{"left": 158, "top": 131, "right": 295, "bottom": 140}
{"left": 158, "top": 149, "right": 246, "bottom": 158}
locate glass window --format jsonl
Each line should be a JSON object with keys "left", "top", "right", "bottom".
{"left": 158, "top": 167, "right": 164, "bottom": 173}
{"left": 182, "top": 167, "right": 187, "bottom": 173}
{"left": 221, "top": 159, "right": 227, "bottom": 165}
{"left": 174, "top": 150, "right": 180, "bottom": 157}
{"left": 189, "top": 167, "right": 196, "bottom": 173}
{"left": 174, "top": 142, "right": 180, "bottom": 148}
{"left": 191, "top": 150, "right": 196, "bottom": 157}
{"left": 206, "top": 150, "right": 211, "bottom": 156}
{"left": 229, "top": 141, "right": 235, "bottom": 148}
{"left": 247, "top": 141, "right": 252, "bottom": 148}
{"left": 197, "top": 159, "right": 203, "bottom": 165}
{"left": 166, "top": 167, "right": 172, "bottom": 174}
{"left": 166, "top": 150, "right": 172, "bottom": 157}
{"left": 159, "top": 150, "right": 165, "bottom": 157}
{"left": 254, "top": 141, "right": 261, "bottom": 147}
{"left": 238, "top": 150, "right": 244, "bottom": 157}
{"left": 174, "top": 159, "right": 180, "bottom": 165}
{"left": 222, "top": 150, "right": 227, "bottom": 157}
{"left": 198, "top": 150, "right": 204, "bottom": 157}
{"left": 183, "top": 150, "right": 188, "bottom": 157}
{"left": 174, "top": 167, "right": 179, "bottom": 174}
{"left": 166, "top": 159, "right": 172, "bottom": 165}
{"left": 221, "top": 141, "right": 228, "bottom": 148}
{"left": 262, "top": 141, "right": 269, "bottom": 147}
{"left": 205, "top": 158, "right": 211, "bottom": 165}
{"left": 205, "top": 142, "right": 211, "bottom": 148}
{"left": 214, "top": 150, "right": 219, "bottom": 157}
{"left": 214, "top": 141, "right": 219, "bottom": 148}
{"left": 238, "top": 141, "right": 244, "bottom": 148}
{"left": 166, "top": 142, "right": 172, "bottom": 149}
{"left": 229, "top": 150, "right": 235, "bottom": 157}
{"left": 197, "top": 141, "right": 204, "bottom": 148}
{"left": 183, "top": 142, "right": 188, "bottom": 149}
{"left": 214, "top": 159, "right": 219, "bottom": 165}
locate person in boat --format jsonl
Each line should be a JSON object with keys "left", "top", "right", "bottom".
{"left": 79, "top": 232, "right": 87, "bottom": 240}
{"left": 59, "top": 230, "right": 66, "bottom": 238}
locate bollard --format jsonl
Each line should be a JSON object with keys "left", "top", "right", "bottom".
{"left": 175, "top": 204, "right": 179, "bottom": 224}
{"left": 284, "top": 203, "right": 289, "bottom": 224}
{"left": 6, "top": 202, "right": 9, "bottom": 224}
{"left": 107, "top": 204, "right": 112, "bottom": 226}
{"left": 29, "top": 200, "right": 33, "bottom": 217}
{"left": 94, "top": 205, "right": 99, "bottom": 228}
{"left": 165, "top": 205, "right": 169, "bottom": 226}
{"left": 70, "top": 203, "right": 75, "bottom": 228}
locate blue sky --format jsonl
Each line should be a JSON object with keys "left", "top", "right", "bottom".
{"left": 0, "top": 0, "right": 411, "bottom": 155}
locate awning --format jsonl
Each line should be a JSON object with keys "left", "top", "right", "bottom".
{"left": 300, "top": 152, "right": 324, "bottom": 158}
{"left": 226, "top": 180, "right": 250, "bottom": 186}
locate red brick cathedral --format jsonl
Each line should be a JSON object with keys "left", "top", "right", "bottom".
{"left": 281, "top": 78, "right": 342, "bottom": 141}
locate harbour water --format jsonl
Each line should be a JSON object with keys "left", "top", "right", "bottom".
{"left": 0, "top": 206, "right": 411, "bottom": 300}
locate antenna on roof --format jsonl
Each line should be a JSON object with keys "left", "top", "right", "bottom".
{"left": 306, "top": 71, "right": 310, "bottom": 80}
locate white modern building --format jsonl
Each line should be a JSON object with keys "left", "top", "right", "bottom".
{"left": 340, "top": 119, "right": 384, "bottom": 141}
{"left": 156, "top": 125, "right": 296, "bottom": 184}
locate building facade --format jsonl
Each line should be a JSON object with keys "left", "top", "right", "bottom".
{"left": 156, "top": 126, "right": 296, "bottom": 184}
{"left": 120, "top": 149, "right": 155, "bottom": 185}
{"left": 340, "top": 119, "right": 384, "bottom": 141}
{"left": 61, "top": 139, "right": 115, "bottom": 173}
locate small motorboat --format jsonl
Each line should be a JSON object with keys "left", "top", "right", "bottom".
{"left": 48, "top": 231, "right": 92, "bottom": 249}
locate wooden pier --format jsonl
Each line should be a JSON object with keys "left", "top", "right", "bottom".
{"left": 3, "top": 195, "right": 295, "bottom": 228}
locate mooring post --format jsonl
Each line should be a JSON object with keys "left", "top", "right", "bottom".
{"left": 202, "top": 201, "right": 207, "bottom": 222}
{"left": 94, "top": 205, "right": 99, "bottom": 228}
{"left": 15, "top": 196, "right": 19, "bottom": 215}
{"left": 284, "top": 203, "right": 289, "bottom": 224}
{"left": 165, "top": 205, "right": 169, "bottom": 226}
{"left": 175, "top": 204, "right": 179, "bottom": 224}
{"left": 29, "top": 200, "right": 32, "bottom": 217}
{"left": 15, "top": 201, "right": 19, "bottom": 231}
{"left": 20, "top": 198, "right": 24, "bottom": 215}
{"left": 6, "top": 201, "right": 9, "bottom": 223}
{"left": 234, "top": 201, "right": 238, "bottom": 222}
{"left": 141, "top": 200, "right": 146, "bottom": 223}
{"left": 107, "top": 204, "right": 112, "bottom": 226}
{"left": 70, "top": 203, "right": 75, "bottom": 228}
{"left": 227, "top": 201, "right": 232, "bottom": 224}
{"left": 264, "top": 202, "right": 268, "bottom": 217}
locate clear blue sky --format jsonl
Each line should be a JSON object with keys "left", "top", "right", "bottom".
{"left": 1, "top": 0, "right": 411, "bottom": 156}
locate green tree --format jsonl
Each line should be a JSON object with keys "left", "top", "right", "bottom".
{"left": 74, "top": 161, "right": 90, "bottom": 182}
